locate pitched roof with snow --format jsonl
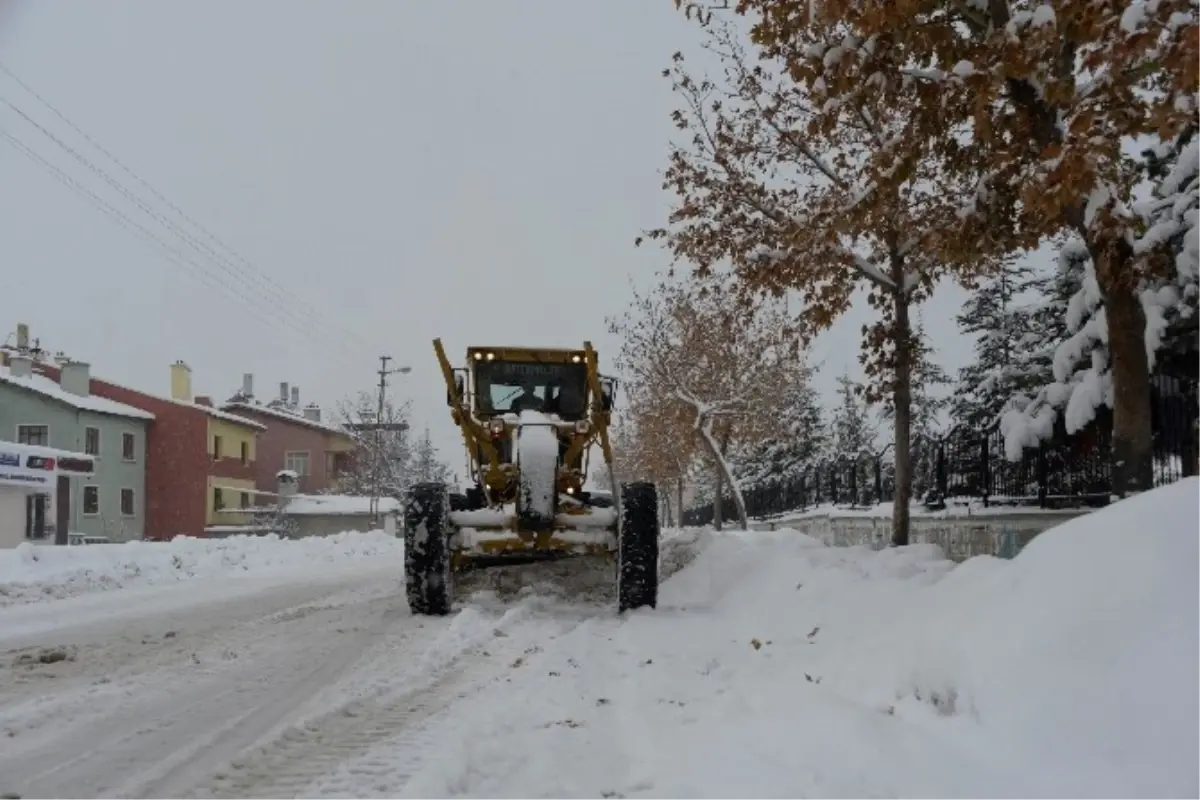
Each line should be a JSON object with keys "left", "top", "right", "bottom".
{"left": 221, "top": 401, "right": 353, "bottom": 438}
{"left": 0, "top": 365, "right": 155, "bottom": 421}
{"left": 90, "top": 378, "right": 268, "bottom": 430}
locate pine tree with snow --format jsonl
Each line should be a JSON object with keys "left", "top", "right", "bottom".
{"left": 734, "top": 362, "right": 827, "bottom": 491}
{"left": 951, "top": 254, "right": 1051, "bottom": 431}
{"left": 829, "top": 373, "right": 873, "bottom": 458}
{"left": 411, "top": 427, "right": 451, "bottom": 484}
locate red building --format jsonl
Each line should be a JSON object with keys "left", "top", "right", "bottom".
{"left": 22, "top": 357, "right": 265, "bottom": 539}
{"left": 222, "top": 377, "right": 357, "bottom": 495}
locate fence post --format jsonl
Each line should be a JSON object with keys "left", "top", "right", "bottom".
{"left": 874, "top": 457, "right": 882, "bottom": 505}
{"left": 830, "top": 464, "right": 839, "bottom": 506}
{"left": 1037, "top": 443, "right": 1049, "bottom": 508}
{"left": 849, "top": 458, "right": 858, "bottom": 507}
{"left": 980, "top": 434, "right": 990, "bottom": 508}
{"left": 936, "top": 440, "right": 948, "bottom": 502}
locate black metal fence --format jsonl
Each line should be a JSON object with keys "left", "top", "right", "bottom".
{"left": 682, "top": 373, "right": 1198, "bottom": 527}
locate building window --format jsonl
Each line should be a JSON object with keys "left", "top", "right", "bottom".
{"left": 120, "top": 488, "right": 135, "bottom": 517}
{"left": 284, "top": 451, "right": 310, "bottom": 476}
{"left": 82, "top": 485, "right": 99, "bottom": 516}
{"left": 16, "top": 424, "right": 48, "bottom": 446}
{"left": 212, "top": 435, "right": 223, "bottom": 460}
{"left": 240, "top": 491, "right": 251, "bottom": 509}
{"left": 122, "top": 432, "right": 137, "bottom": 462}
{"left": 240, "top": 441, "right": 250, "bottom": 464}
{"left": 213, "top": 487, "right": 225, "bottom": 512}
{"left": 84, "top": 426, "right": 100, "bottom": 456}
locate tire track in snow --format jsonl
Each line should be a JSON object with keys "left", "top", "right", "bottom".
{"left": 190, "top": 596, "right": 574, "bottom": 799}
{"left": 0, "top": 588, "right": 417, "bottom": 799}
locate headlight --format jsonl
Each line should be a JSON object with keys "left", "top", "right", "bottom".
{"left": 473, "top": 351, "right": 483, "bottom": 360}
{"left": 571, "top": 354, "right": 582, "bottom": 363}
{"left": 574, "top": 420, "right": 590, "bottom": 435}
{"left": 486, "top": 352, "right": 496, "bottom": 361}
{"left": 488, "top": 419, "right": 505, "bottom": 435}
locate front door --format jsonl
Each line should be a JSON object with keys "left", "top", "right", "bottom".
{"left": 55, "top": 475, "right": 70, "bottom": 545}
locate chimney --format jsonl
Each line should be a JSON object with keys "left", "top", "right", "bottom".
{"left": 279, "top": 381, "right": 289, "bottom": 404}
{"left": 194, "top": 395, "right": 213, "bottom": 407}
{"left": 15, "top": 322, "right": 29, "bottom": 351}
{"left": 303, "top": 403, "right": 321, "bottom": 423}
{"left": 290, "top": 386, "right": 300, "bottom": 408}
{"left": 242, "top": 373, "right": 254, "bottom": 399}
{"left": 59, "top": 361, "right": 91, "bottom": 397}
{"left": 170, "top": 360, "right": 192, "bottom": 402}
{"left": 8, "top": 353, "right": 32, "bottom": 378}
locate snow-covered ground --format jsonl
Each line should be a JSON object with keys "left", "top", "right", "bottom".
{"left": 0, "top": 482, "right": 1195, "bottom": 798}
{"left": 0, "top": 530, "right": 403, "bottom": 607}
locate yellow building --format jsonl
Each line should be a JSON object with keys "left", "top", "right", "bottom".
{"left": 168, "top": 360, "right": 265, "bottom": 530}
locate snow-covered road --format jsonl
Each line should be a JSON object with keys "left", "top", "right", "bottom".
{"left": 1, "top": 481, "right": 1196, "bottom": 799}
{"left": 0, "top": 536, "right": 660, "bottom": 800}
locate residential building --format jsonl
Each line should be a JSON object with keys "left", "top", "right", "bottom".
{"left": 221, "top": 375, "right": 357, "bottom": 495}
{"left": 0, "top": 440, "right": 96, "bottom": 548}
{"left": 83, "top": 361, "right": 266, "bottom": 538}
{"left": 0, "top": 353, "right": 153, "bottom": 542}
{"left": 4, "top": 332, "right": 267, "bottom": 539}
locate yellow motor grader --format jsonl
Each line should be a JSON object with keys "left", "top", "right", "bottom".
{"left": 402, "top": 339, "right": 659, "bottom": 616}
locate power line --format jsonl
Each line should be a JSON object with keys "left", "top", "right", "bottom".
{"left": 0, "top": 60, "right": 375, "bottom": 353}
{"left": 0, "top": 126, "right": 362, "bottom": 358}
{"left": 0, "top": 92, "right": 357, "bottom": 350}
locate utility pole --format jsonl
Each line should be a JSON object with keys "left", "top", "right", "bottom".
{"left": 370, "top": 355, "right": 391, "bottom": 524}
{"left": 369, "top": 356, "right": 412, "bottom": 525}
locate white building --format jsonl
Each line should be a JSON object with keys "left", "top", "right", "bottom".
{"left": 0, "top": 441, "right": 95, "bottom": 548}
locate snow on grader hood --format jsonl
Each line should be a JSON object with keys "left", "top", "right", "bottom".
{"left": 401, "top": 340, "right": 660, "bottom": 616}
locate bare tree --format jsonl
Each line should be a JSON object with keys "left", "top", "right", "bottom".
{"left": 609, "top": 272, "right": 805, "bottom": 530}
{"left": 334, "top": 390, "right": 414, "bottom": 498}
{"left": 639, "top": 16, "right": 984, "bottom": 543}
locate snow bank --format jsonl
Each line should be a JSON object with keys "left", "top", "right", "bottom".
{"left": 0, "top": 531, "right": 404, "bottom": 607}
{"left": 285, "top": 494, "right": 401, "bottom": 515}
{"left": 399, "top": 480, "right": 1198, "bottom": 798}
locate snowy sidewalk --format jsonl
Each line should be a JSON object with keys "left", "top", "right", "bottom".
{"left": 370, "top": 480, "right": 1198, "bottom": 798}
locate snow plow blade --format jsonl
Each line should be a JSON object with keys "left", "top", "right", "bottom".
{"left": 448, "top": 507, "right": 617, "bottom": 569}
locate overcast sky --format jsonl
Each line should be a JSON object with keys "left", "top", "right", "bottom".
{"left": 0, "top": 0, "right": 976, "bottom": 472}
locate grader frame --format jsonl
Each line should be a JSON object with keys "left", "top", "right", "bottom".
{"left": 401, "top": 339, "right": 660, "bottom": 616}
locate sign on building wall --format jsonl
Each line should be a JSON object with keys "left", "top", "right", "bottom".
{"left": 0, "top": 445, "right": 93, "bottom": 490}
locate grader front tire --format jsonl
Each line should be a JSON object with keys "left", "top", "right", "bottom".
{"left": 618, "top": 481, "right": 659, "bottom": 613}
{"left": 404, "top": 482, "right": 453, "bottom": 616}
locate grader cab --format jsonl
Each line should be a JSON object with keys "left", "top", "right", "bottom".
{"left": 402, "top": 340, "right": 659, "bottom": 616}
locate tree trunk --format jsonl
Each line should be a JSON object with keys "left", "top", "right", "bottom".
{"left": 890, "top": 281, "right": 914, "bottom": 547}
{"left": 677, "top": 477, "right": 685, "bottom": 527}
{"left": 712, "top": 470, "right": 723, "bottom": 531}
{"left": 1097, "top": 259, "right": 1155, "bottom": 496}
{"left": 997, "top": 66, "right": 1158, "bottom": 499}
{"left": 697, "top": 418, "right": 749, "bottom": 530}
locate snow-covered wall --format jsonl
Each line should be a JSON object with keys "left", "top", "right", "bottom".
{"left": 754, "top": 509, "right": 1090, "bottom": 561}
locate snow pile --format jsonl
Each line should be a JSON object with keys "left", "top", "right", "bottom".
{"left": 398, "top": 479, "right": 1198, "bottom": 798}
{"left": 285, "top": 494, "right": 401, "bottom": 516}
{"left": 0, "top": 531, "right": 404, "bottom": 607}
